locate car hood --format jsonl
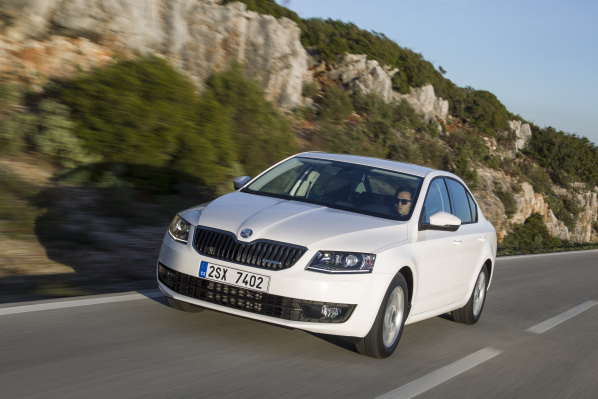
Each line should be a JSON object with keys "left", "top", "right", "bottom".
{"left": 186, "top": 192, "right": 408, "bottom": 252}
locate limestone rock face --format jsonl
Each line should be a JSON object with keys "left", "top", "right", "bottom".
{"left": 393, "top": 84, "right": 449, "bottom": 123}
{"left": 327, "top": 54, "right": 396, "bottom": 102}
{"left": 0, "top": 0, "right": 308, "bottom": 108}
{"left": 572, "top": 189, "right": 598, "bottom": 242}
{"left": 510, "top": 182, "right": 548, "bottom": 226}
{"left": 509, "top": 120, "right": 533, "bottom": 152}
{"left": 324, "top": 56, "right": 448, "bottom": 123}
{"left": 476, "top": 168, "right": 598, "bottom": 243}
{"left": 475, "top": 168, "right": 512, "bottom": 241}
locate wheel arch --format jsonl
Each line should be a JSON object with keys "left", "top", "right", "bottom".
{"left": 399, "top": 266, "right": 414, "bottom": 307}
{"left": 483, "top": 258, "right": 494, "bottom": 288}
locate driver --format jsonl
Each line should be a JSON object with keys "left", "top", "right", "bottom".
{"left": 393, "top": 188, "right": 413, "bottom": 216}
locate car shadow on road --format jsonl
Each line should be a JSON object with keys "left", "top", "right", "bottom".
{"left": 146, "top": 289, "right": 363, "bottom": 355}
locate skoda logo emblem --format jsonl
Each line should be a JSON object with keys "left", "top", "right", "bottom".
{"left": 240, "top": 228, "right": 253, "bottom": 239}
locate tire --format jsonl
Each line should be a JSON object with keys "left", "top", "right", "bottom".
{"left": 166, "top": 297, "right": 204, "bottom": 313}
{"left": 452, "top": 265, "right": 488, "bottom": 325}
{"left": 356, "top": 273, "right": 409, "bottom": 358}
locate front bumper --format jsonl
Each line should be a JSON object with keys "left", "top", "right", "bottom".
{"left": 158, "top": 263, "right": 355, "bottom": 322}
{"left": 157, "top": 232, "right": 393, "bottom": 337}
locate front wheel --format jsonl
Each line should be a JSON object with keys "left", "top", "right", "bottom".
{"left": 356, "top": 273, "right": 409, "bottom": 358}
{"left": 452, "top": 265, "right": 488, "bottom": 325}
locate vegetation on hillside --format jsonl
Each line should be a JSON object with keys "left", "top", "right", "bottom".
{"left": 2, "top": 0, "right": 597, "bottom": 255}
{"left": 48, "top": 56, "right": 294, "bottom": 193}
{"left": 225, "top": 0, "right": 515, "bottom": 137}
{"left": 499, "top": 213, "right": 598, "bottom": 255}
{"left": 525, "top": 124, "right": 598, "bottom": 187}
{"left": 223, "top": 0, "right": 598, "bottom": 251}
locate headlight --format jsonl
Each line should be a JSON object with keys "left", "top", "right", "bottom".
{"left": 168, "top": 214, "right": 191, "bottom": 244}
{"left": 306, "top": 251, "right": 376, "bottom": 274}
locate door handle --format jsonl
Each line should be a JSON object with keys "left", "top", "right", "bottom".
{"left": 477, "top": 236, "right": 487, "bottom": 242}
{"left": 452, "top": 240, "right": 463, "bottom": 246}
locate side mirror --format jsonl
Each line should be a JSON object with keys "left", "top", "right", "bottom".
{"left": 233, "top": 176, "right": 252, "bottom": 190}
{"left": 420, "top": 211, "right": 461, "bottom": 232}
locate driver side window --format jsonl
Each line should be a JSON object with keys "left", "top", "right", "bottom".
{"left": 421, "top": 178, "right": 451, "bottom": 224}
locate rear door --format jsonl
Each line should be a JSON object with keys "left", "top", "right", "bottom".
{"left": 411, "top": 178, "right": 461, "bottom": 315}
{"left": 444, "top": 178, "right": 485, "bottom": 302}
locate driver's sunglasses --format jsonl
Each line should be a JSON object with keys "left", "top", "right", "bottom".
{"left": 394, "top": 198, "right": 412, "bottom": 206}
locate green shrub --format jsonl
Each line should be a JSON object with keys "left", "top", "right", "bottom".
{"left": 0, "top": 167, "right": 39, "bottom": 238}
{"left": 519, "top": 162, "right": 552, "bottom": 195}
{"left": 59, "top": 55, "right": 198, "bottom": 169}
{"left": 444, "top": 129, "right": 489, "bottom": 159}
{"left": 416, "top": 138, "right": 447, "bottom": 170}
{"left": 302, "top": 81, "right": 320, "bottom": 99}
{"left": 318, "top": 85, "right": 354, "bottom": 123}
{"left": 459, "top": 89, "right": 510, "bottom": 136}
{"left": 53, "top": 56, "right": 247, "bottom": 191}
{"left": 444, "top": 130, "right": 480, "bottom": 186}
{"left": 484, "top": 155, "right": 501, "bottom": 169}
{"left": 0, "top": 82, "right": 33, "bottom": 154}
{"left": 203, "top": 63, "right": 296, "bottom": 177}
{"left": 351, "top": 90, "right": 393, "bottom": 121}
{"left": 295, "top": 105, "right": 318, "bottom": 121}
{"left": 317, "top": 122, "right": 383, "bottom": 158}
{"left": 165, "top": 89, "right": 237, "bottom": 189}
{"left": 388, "top": 132, "right": 423, "bottom": 165}
{"left": 545, "top": 193, "right": 580, "bottom": 231}
{"left": 452, "top": 150, "right": 477, "bottom": 187}
{"left": 525, "top": 124, "right": 598, "bottom": 187}
{"left": 494, "top": 187, "right": 517, "bottom": 218}
{"left": 511, "top": 181, "right": 523, "bottom": 193}
{"left": 500, "top": 213, "right": 560, "bottom": 254}
{"left": 33, "top": 99, "right": 101, "bottom": 168}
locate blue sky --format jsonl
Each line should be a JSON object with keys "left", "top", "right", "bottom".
{"left": 279, "top": 0, "right": 598, "bottom": 145}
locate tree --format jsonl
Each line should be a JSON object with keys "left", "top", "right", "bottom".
{"left": 59, "top": 55, "right": 198, "bottom": 169}
{"left": 204, "top": 64, "right": 296, "bottom": 177}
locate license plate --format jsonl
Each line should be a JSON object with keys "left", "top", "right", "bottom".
{"left": 199, "top": 261, "right": 270, "bottom": 293}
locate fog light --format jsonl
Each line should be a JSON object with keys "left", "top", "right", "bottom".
{"left": 321, "top": 305, "right": 341, "bottom": 319}
{"left": 158, "top": 263, "right": 176, "bottom": 289}
{"left": 300, "top": 303, "right": 354, "bottom": 322}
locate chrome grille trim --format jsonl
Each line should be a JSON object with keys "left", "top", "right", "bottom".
{"left": 193, "top": 226, "right": 307, "bottom": 270}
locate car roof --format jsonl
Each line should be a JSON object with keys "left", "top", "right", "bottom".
{"left": 295, "top": 152, "right": 438, "bottom": 178}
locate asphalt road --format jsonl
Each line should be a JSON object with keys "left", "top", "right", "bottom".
{"left": 1, "top": 250, "right": 597, "bottom": 398}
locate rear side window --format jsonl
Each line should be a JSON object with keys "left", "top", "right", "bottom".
{"left": 466, "top": 191, "right": 478, "bottom": 222}
{"left": 445, "top": 179, "right": 474, "bottom": 223}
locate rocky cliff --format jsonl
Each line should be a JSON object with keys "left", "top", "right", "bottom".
{"left": 1, "top": 0, "right": 596, "bottom": 244}
{"left": 0, "top": 0, "right": 308, "bottom": 109}
{"left": 477, "top": 168, "right": 598, "bottom": 242}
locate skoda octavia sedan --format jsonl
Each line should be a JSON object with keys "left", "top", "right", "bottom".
{"left": 157, "top": 152, "right": 497, "bottom": 358}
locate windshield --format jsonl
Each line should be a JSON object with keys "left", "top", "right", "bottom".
{"left": 243, "top": 157, "right": 423, "bottom": 220}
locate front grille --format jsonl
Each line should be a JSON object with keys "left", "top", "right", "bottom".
{"left": 158, "top": 264, "right": 354, "bottom": 323}
{"left": 193, "top": 226, "right": 307, "bottom": 270}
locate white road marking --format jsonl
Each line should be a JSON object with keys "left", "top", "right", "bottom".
{"left": 527, "top": 300, "right": 598, "bottom": 334}
{"left": 0, "top": 290, "right": 163, "bottom": 316}
{"left": 376, "top": 348, "right": 502, "bottom": 399}
{"left": 496, "top": 249, "right": 598, "bottom": 262}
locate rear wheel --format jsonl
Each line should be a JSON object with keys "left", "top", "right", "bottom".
{"left": 356, "top": 273, "right": 409, "bottom": 358}
{"left": 452, "top": 265, "right": 488, "bottom": 325}
{"left": 166, "top": 297, "right": 204, "bottom": 313}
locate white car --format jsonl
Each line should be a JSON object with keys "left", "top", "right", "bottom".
{"left": 157, "top": 152, "right": 497, "bottom": 358}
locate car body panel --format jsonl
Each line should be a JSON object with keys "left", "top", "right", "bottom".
{"left": 196, "top": 191, "right": 408, "bottom": 252}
